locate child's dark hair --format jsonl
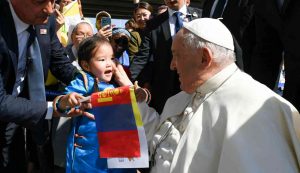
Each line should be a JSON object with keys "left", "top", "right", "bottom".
{"left": 77, "top": 35, "right": 111, "bottom": 69}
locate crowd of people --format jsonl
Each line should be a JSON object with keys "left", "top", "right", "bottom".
{"left": 0, "top": 0, "right": 300, "bottom": 173}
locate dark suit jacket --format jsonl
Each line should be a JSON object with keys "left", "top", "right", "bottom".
{"left": 202, "top": 0, "right": 255, "bottom": 71}
{"left": 203, "top": 0, "right": 254, "bottom": 43}
{"left": 130, "top": 7, "right": 202, "bottom": 113}
{"left": 250, "top": 0, "right": 300, "bottom": 110}
{"left": 0, "top": 0, "right": 77, "bottom": 127}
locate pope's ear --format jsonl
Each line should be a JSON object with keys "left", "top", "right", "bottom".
{"left": 201, "top": 47, "right": 213, "bottom": 66}
{"left": 80, "top": 60, "right": 90, "bottom": 71}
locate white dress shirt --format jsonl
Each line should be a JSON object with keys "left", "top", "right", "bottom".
{"left": 167, "top": 5, "right": 188, "bottom": 38}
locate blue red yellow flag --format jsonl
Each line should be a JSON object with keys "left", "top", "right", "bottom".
{"left": 91, "top": 86, "right": 143, "bottom": 158}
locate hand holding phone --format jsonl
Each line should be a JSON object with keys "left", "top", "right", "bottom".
{"left": 101, "top": 17, "right": 111, "bottom": 28}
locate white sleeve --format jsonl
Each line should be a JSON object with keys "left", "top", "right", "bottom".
{"left": 45, "top": 102, "right": 53, "bottom": 120}
{"left": 138, "top": 102, "right": 160, "bottom": 144}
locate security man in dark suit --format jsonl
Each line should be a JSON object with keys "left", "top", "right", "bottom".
{"left": 130, "top": 0, "right": 202, "bottom": 114}
{"left": 0, "top": 0, "right": 81, "bottom": 172}
{"left": 250, "top": 0, "right": 300, "bottom": 111}
{"left": 202, "top": 0, "right": 255, "bottom": 71}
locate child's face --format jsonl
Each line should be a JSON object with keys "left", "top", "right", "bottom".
{"left": 86, "top": 44, "right": 115, "bottom": 82}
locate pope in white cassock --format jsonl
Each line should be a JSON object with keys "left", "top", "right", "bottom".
{"left": 137, "top": 18, "right": 300, "bottom": 173}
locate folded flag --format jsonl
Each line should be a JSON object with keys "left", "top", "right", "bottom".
{"left": 91, "top": 86, "right": 144, "bottom": 158}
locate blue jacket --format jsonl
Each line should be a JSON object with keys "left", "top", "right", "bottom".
{"left": 65, "top": 72, "right": 136, "bottom": 173}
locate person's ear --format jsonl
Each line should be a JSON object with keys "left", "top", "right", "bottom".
{"left": 80, "top": 60, "right": 90, "bottom": 72}
{"left": 201, "top": 47, "right": 213, "bottom": 66}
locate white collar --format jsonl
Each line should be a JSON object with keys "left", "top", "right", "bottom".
{"left": 8, "top": 0, "right": 29, "bottom": 35}
{"left": 167, "top": 5, "right": 188, "bottom": 17}
{"left": 196, "top": 63, "right": 239, "bottom": 95}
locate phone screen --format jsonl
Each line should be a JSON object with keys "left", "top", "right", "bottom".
{"left": 101, "top": 17, "right": 111, "bottom": 28}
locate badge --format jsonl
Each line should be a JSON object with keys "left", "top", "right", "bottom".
{"left": 40, "top": 29, "right": 47, "bottom": 35}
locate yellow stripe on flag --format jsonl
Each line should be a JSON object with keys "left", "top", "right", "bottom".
{"left": 129, "top": 87, "right": 143, "bottom": 126}
{"left": 98, "top": 97, "right": 112, "bottom": 103}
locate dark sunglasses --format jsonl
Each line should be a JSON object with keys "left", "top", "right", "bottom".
{"left": 114, "top": 37, "right": 129, "bottom": 45}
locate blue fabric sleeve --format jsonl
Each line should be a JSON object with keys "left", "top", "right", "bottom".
{"left": 64, "top": 74, "right": 88, "bottom": 95}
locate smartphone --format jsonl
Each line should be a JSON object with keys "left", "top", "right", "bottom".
{"left": 101, "top": 17, "right": 111, "bottom": 28}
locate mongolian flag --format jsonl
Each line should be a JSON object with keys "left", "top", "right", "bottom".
{"left": 91, "top": 86, "right": 145, "bottom": 158}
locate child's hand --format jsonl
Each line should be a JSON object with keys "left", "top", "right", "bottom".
{"left": 113, "top": 61, "right": 133, "bottom": 86}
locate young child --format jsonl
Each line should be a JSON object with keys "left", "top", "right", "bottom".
{"left": 56, "top": 35, "right": 136, "bottom": 173}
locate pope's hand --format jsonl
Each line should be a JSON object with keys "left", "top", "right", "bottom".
{"left": 134, "top": 81, "right": 149, "bottom": 103}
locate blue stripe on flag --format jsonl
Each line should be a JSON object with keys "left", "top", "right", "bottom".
{"left": 92, "top": 104, "right": 137, "bottom": 132}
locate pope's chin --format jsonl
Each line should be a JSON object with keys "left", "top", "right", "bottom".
{"left": 180, "top": 82, "right": 194, "bottom": 94}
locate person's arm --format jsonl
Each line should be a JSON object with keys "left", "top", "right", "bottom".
{"left": 129, "top": 31, "right": 152, "bottom": 81}
{"left": 52, "top": 73, "right": 93, "bottom": 119}
{"left": 48, "top": 14, "right": 78, "bottom": 85}
{"left": 77, "top": 0, "right": 84, "bottom": 19}
{"left": 0, "top": 71, "right": 48, "bottom": 127}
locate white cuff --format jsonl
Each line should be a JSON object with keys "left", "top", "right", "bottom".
{"left": 45, "top": 102, "right": 53, "bottom": 119}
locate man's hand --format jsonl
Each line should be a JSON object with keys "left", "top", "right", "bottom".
{"left": 53, "top": 93, "right": 94, "bottom": 120}
{"left": 54, "top": 9, "right": 65, "bottom": 31}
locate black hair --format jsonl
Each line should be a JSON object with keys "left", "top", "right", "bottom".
{"left": 77, "top": 35, "right": 111, "bottom": 70}
{"left": 134, "top": 1, "right": 153, "bottom": 14}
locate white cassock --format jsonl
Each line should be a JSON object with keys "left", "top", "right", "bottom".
{"left": 139, "top": 63, "right": 300, "bottom": 173}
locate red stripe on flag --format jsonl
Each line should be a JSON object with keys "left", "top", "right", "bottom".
{"left": 98, "top": 130, "right": 141, "bottom": 158}
{"left": 92, "top": 86, "right": 131, "bottom": 107}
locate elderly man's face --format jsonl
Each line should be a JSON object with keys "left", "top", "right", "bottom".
{"left": 11, "top": 0, "right": 54, "bottom": 25}
{"left": 171, "top": 30, "right": 205, "bottom": 93}
{"left": 164, "top": 0, "right": 186, "bottom": 10}
{"left": 71, "top": 23, "right": 94, "bottom": 50}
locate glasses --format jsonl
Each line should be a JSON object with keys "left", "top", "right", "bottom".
{"left": 75, "top": 33, "right": 93, "bottom": 39}
{"left": 114, "top": 37, "right": 129, "bottom": 45}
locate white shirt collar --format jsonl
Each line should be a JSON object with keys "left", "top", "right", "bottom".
{"left": 8, "top": 0, "right": 29, "bottom": 35}
{"left": 196, "top": 63, "right": 239, "bottom": 95}
{"left": 167, "top": 5, "right": 188, "bottom": 17}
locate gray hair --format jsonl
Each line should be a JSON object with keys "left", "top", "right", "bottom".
{"left": 182, "top": 30, "right": 236, "bottom": 66}
{"left": 72, "top": 21, "right": 93, "bottom": 35}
